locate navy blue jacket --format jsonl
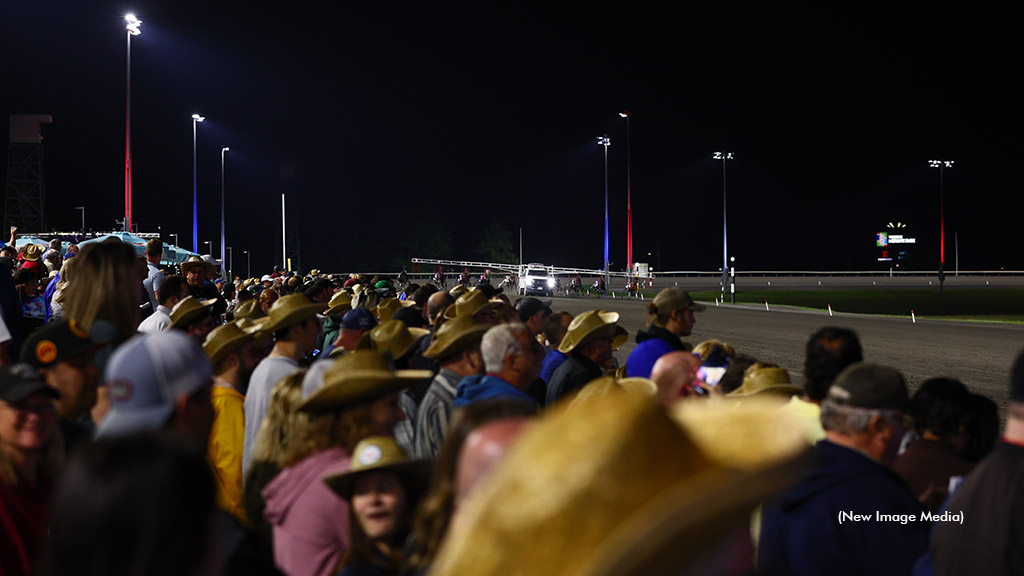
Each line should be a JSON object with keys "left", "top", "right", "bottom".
{"left": 760, "top": 440, "right": 929, "bottom": 576}
{"left": 453, "top": 374, "right": 535, "bottom": 409}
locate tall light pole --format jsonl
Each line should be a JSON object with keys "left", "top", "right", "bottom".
{"left": 220, "top": 146, "right": 229, "bottom": 281}
{"left": 244, "top": 250, "right": 251, "bottom": 279}
{"left": 124, "top": 14, "right": 141, "bottom": 233}
{"left": 713, "top": 151, "right": 734, "bottom": 302}
{"left": 170, "top": 233, "right": 179, "bottom": 248}
{"left": 929, "top": 159, "right": 954, "bottom": 293}
{"left": 191, "top": 114, "right": 205, "bottom": 252}
{"left": 203, "top": 240, "right": 211, "bottom": 256}
{"left": 620, "top": 111, "right": 633, "bottom": 276}
{"left": 227, "top": 246, "right": 233, "bottom": 281}
{"left": 597, "top": 135, "right": 611, "bottom": 287}
{"left": 75, "top": 206, "right": 85, "bottom": 232}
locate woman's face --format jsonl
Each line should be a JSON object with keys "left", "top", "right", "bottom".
{"left": 0, "top": 390, "right": 56, "bottom": 457}
{"left": 351, "top": 470, "right": 407, "bottom": 540}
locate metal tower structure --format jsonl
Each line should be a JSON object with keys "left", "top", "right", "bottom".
{"left": 5, "top": 115, "right": 52, "bottom": 233}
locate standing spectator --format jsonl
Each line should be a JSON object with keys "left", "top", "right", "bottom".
{"left": 142, "top": 238, "right": 164, "bottom": 313}
{"left": 930, "top": 351, "right": 1024, "bottom": 575}
{"left": 61, "top": 239, "right": 142, "bottom": 339}
{"left": 181, "top": 256, "right": 227, "bottom": 318}
{"left": 137, "top": 275, "right": 189, "bottom": 334}
{"left": 625, "top": 287, "right": 704, "bottom": 378}
{"left": 0, "top": 364, "right": 61, "bottom": 576}
{"left": 784, "top": 326, "right": 863, "bottom": 443}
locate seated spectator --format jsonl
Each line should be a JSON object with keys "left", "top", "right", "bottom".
{"left": 455, "top": 324, "right": 541, "bottom": 409}
{"left": 546, "top": 311, "right": 627, "bottom": 405}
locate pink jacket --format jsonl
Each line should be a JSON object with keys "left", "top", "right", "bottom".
{"left": 262, "top": 448, "right": 352, "bottom": 576}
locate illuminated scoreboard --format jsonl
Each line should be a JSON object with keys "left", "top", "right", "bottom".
{"left": 876, "top": 222, "right": 916, "bottom": 266}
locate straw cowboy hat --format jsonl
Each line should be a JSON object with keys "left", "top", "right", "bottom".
{"left": 727, "top": 366, "right": 804, "bottom": 399}
{"left": 180, "top": 256, "right": 215, "bottom": 277}
{"left": 567, "top": 375, "right": 658, "bottom": 410}
{"left": 557, "top": 310, "right": 628, "bottom": 354}
{"left": 232, "top": 299, "right": 264, "bottom": 321}
{"left": 203, "top": 320, "right": 257, "bottom": 365}
{"left": 168, "top": 296, "right": 217, "bottom": 330}
{"left": 373, "top": 297, "right": 415, "bottom": 322}
{"left": 323, "top": 436, "right": 433, "bottom": 500}
{"left": 22, "top": 244, "right": 44, "bottom": 262}
{"left": 298, "top": 350, "right": 432, "bottom": 413}
{"left": 364, "top": 320, "right": 429, "bottom": 361}
{"left": 443, "top": 290, "right": 501, "bottom": 320}
{"left": 263, "top": 293, "right": 327, "bottom": 333}
{"left": 324, "top": 290, "right": 353, "bottom": 317}
{"left": 424, "top": 314, "right": 489, "bottom": 360}
{"left": 429, "top": 392, "right": 810, "bottom": 576}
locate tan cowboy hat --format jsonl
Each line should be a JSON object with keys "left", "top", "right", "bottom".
{"left": 23, "top": 244, "right": 44, "bottom": 262}
{"left": 232, "top": 299, "right": 264, "bottom": 320}
{"left": 449, "top": 284, "right": 469, "bottom": 299}
{"left": 324, "top": 290, "right": 353, "bottom": 317}
{"left": 365, "top": 320, "right": 429, "bottom": 361}
{"left": 443, "top": 290, "right": 501, "bottom": 320}
{"left": 203, "top": 320, "right": 256, "bottom": 365}
{"left": 568, "top": 375, "right": 657, "bottom": 411}
{"left": 180, "top": 256, "right": 215, "bottom": 277}
{"left": 298, "top": 350, "right": 432, "bottom": 413}
{"left": 234, "top": 316, "right": 270, "bottom": 336}
{"left": 323, "top": 436, "right": 433, "bottom": 500}
{"left": 429, "top": 393, "right": 810, "bottom": 576}
{"left": 557, "top": 310, "right": 628, "bottom": 354}
{"left": 424, "top": 314, "right": 489, "bottom": 360}
{"left": 263, "top": 293, "right": 327, "bottom": 333}
{"left": 727, "top": 366, "right": 803, "bottom": 399}
{"left": 168, "top": 296, "right": 217, "bottom": 330}
{"left": 373, "top": 297, "right": 414, "bottom": 322}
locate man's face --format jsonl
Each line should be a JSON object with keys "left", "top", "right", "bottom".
{"left": 526, "top": 310, "right": 548, "bottom": 337}
{"left": 45, "top": 351, "right": 101, "bottom": 420}
{"left": 186, "top": 268, "right": 205, "bottom": 288}
{"left": 510, "top": 331, "right": 543, "bottom": 387}
{"left": 671, "top": 308, "right": 696, "bottom": 336}
{"left": 188, "top": 314, "right": 218, "bottom": 343}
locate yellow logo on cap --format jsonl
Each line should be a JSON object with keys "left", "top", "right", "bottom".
{"left": 35, "top": 340, "right": 57, "bottom": 365}
{"left": 68, "top": 319, "right": 89, "bottom": 339}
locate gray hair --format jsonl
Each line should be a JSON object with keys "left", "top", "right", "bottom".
{"left": 481, "top": 323, "right": 529, "bottom": 373}
{"left": 820, "top": 399, "right": 900, "bottom": 435}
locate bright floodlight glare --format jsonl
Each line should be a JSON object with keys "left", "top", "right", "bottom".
{"left": 597, "top": 136, "right": 611, "bottom": 146}
{"left": 192, "top": 114, "right": 205, "bottom": 122}
{"left": 125, "top": 14, "right": 141, "bottom": 35}
{"left": 619, "top": 111, "right": 630, "bottom": 117}
{"left": 222, "top": 146, "right": 230, "bottom": 152}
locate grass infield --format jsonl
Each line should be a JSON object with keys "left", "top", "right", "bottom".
{"left": 683, "top": 289, "right": 1024, "bottom": 323}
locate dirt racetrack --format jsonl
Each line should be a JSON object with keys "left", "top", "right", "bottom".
{"left": 545, "top": 294, "right": 1024, "bottom": 415}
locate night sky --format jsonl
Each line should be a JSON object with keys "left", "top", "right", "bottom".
{"left": 3, "top": 2, "right": 1022, "bottom": 276}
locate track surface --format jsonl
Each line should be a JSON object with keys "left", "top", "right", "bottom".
{"left": 545, "top": 294, "right": 1024, "bottom": 413}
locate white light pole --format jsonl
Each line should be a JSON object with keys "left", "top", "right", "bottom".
{"left": 227, "top": 246, "right": 233, "bottom": 281}
{"left": 124, "top": 14, "right": 141, "bottom": 232}
{"left": 597, "top": 135, "right": 611, "bottom": 288}
{"left": 203, "top": 240, "right": 212, "bottom": 256}
{"left": 170, "top": 233, "right": 179, "bottom": 247}
{"left": 191, "top": 114, "right": 205, "bottom": 252}
{"left": 244, "top": 250, "right": 251, "bottom": 279}
{"left": 75, "top": 206, "right": 85, "bottom": 232}
{"left": 929, "top": 159, "right": 954, "bottom": 293}
{"left": 713, "top": 151, "right": 734, "bottom": 299}
{"left": 220, "top": 146, "right": 229, "bottom": 281}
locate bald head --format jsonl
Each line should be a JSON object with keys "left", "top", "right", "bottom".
{"left": 455, "top": 418, "right": 530, "bottom": 509}
{"left": 650, "top": 351, "right": 702, "bottom": 404}
{"left": 427, "top": 291, "right": 455, "bottom": 326}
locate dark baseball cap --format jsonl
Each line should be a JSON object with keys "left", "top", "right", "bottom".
{"left": 514, "top": 297, "right": 552, "bottom": 322}
{"left": 21, "top": 318, "right": 97, "bottom": 368}
{"left": 342, "top": 307, "right": 378, "bottom": 331}
{"left": 826, "top": 363, "right": 909, "bottom": 410}
{"left": 0, "top": 364, "right": 59, "bottom": 403}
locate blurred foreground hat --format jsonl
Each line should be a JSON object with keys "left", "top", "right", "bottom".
{"left": 424, "top": 314, "right": 489, "bottom": 360}
{"left": 650, "top": 287, "right": 706, "bottom": 317}
{"left": 263, "top": 293, "right": 327, "bottom": 332}
{"left": 728, "top": 366, "right": 803, "bottom": 399}
{"left": 558, "top": 310, "right": 627, "bottom": 354}
{"left": 97, "top": 331, "right": 213, "bottom": 438}
{"left": 168, "top": 296, "right": 217, "bottom": 330}
{"left": 21, "top": 318, "right": 98, "bottom": 368}
{"left": 444, "top": 290, "right": 501, "bottom": 320}
{"left": 0, "top": 364, "right": 59, "bottom": 403}
{"left": 298, "top": 350, "right": 432, "bottom": 413}
{"left": 825, "top": 362, "right": 909, "bottom": 411}
{"left": 430, "top": 392, "right": 809, "bottom": 576}
{"left": 323, "top": 436, "right": 432, "bottom": 499}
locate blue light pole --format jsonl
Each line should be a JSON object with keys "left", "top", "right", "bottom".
{"left": 598, "top": 135, "right": 611, "bottom": 287}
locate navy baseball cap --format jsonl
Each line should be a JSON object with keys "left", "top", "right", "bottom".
{"left": 342, "top": 307, "right": 378, "bottom": 331}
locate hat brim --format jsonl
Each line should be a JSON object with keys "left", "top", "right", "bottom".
{"left": 95, "top": 403, "right": 176, "bottom": 439}
{"left": 169, "top": 299, "right": 218, "bottom": 330}
{"left": 325, "top": 302, "right": 353, "bottom": 317}
{"left": 727, "top": 384, "right": 805, "bottom": 399}
{"left": 443, "top": 300, "right": 500, "bottom": 320}
{"left": 323, "top": 458, "right": 434, "bottom": 500}
{"left": 204, "top": 333, "right": 253, "bottom": 366}
{"left": 298, "top": 369, "right": 433, "bottom": 413}
{"left": 0, "top": 382, "right": 60, "bottom": 403}
{"left": 560, "top": 322, "right": 628, "bottom": 354}
{"left": 424, "top": 323, "right": 489, "bottom": 360}
{"left": 265, "top": 303, "right": 328, "bottom": 332}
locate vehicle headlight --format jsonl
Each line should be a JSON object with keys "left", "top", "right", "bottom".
{"left": 547, "top": 278, "right": 555, "bottom": 287}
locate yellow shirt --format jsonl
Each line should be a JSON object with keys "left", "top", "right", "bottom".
{"left": 783, "top": 395, "right": 826, "bottom": 444}
{"left": 209, "top": 383, "right": 247, "bottom": 523}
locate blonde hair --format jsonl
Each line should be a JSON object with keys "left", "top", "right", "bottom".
{"left": 250, "top": 370, "right": 309, "bottom": 467}
{"left": 61, "top": 239, "right": 140, "bottom": 337}
{"left": 281, "top": 403, "right": 376, "bottom": 468}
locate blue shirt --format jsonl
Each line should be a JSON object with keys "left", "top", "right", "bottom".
{"left": 453, "top": 374, "right": 535, "bottom": 409}
{"left": 539, "top": 349, "right": 568, "bottom": 383}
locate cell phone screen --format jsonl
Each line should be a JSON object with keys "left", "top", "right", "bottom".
{"left": 697, "top": 366, "right": 727, "bottom": 387}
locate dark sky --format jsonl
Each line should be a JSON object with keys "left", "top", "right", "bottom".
{"left": 3, "top": 2, "right": 1022, "bottom": 276}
